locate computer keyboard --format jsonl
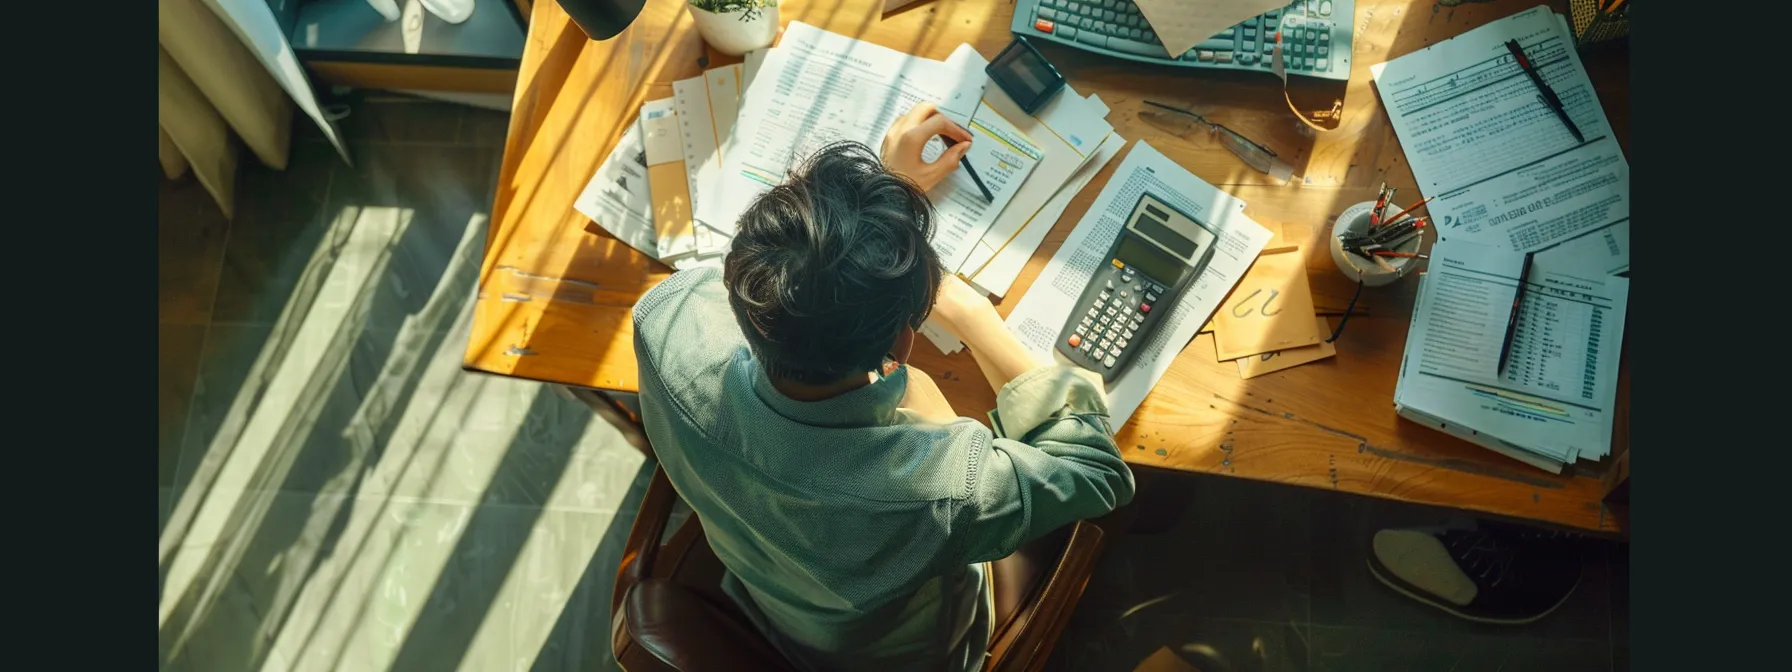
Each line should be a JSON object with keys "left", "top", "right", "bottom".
{"left": 1011, "top": 0, "right": 1354, "bottom": 81}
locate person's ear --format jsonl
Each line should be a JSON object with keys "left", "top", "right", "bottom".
{"left": 888, "top": 325, "right": 916, "bottom": 368}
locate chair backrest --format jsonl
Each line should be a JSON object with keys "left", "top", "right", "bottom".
{"left": 617, "top": 578, "right": 797, "bottom": 672}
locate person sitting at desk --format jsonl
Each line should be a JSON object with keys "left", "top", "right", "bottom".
{"left": 630, "top": 102, "right": 1136, "bottom": 671}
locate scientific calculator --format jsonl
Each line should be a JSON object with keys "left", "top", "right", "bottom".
{"left": 1058, "top": 193, "right": 1219, "bottom": 382}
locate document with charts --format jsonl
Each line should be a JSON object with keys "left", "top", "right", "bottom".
{"left": 1370, "top": 6, "right": 1628, "bottom": 272}
{"left": 1394, "top": 239, "right": 1628, "bottom": 465}
{"left": 1004, "top": 141, "right": 1270, "bottom": 430}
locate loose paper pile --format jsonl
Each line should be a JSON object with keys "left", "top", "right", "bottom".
{"left": 576, "top": 23, "right": 1122, "bottom": 286}
{"left": 1374, "top": 6, "right": 1631, "bottom": 472}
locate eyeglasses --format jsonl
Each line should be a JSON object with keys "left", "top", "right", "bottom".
{"left": 1139, "top": 101, "right": 1293, "bottom": 184}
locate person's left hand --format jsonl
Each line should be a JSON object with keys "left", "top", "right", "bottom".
{"left": 880, "top": 101, "right": 973, "bottom": 192}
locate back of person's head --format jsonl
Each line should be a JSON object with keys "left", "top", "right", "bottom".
{"left": 724, "top": 141, "right": 942, "bottom": 385}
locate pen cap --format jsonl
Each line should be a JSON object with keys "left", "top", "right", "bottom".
{"left": 1330, "top": 200, "right": 1425, "bottom": 287}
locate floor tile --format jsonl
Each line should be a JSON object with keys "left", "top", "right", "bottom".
{"left": 160, "top": 488, "right": 639, "bottom": 672}
{"left": 1047, "top": 612, "right": 1307, "bottom": 672}
{"left": 211, "top": 141, "right": 339, "bottom": 325}
{"left": 159, "top": 487, "right": 173, "bottom": 536}
{"left": 1086, "top": 473, "right": 1313, "bottom": 625}
{"left": 175, "top": 306, "right": 647, "bottom": 511}
{"left": 1310, "top": 626, "right": 1607, "bottom": 672}
{"left": 1609, "top": 544, "right": 1628, "bottom": 672}
{"left": 313, "top": 141, "right": 498, "bottom": 333}
{"left": 338, "top": 97, "right": 467, "bottom": 145}
{"left": 159, "top": 175, "right": 230, "bottom": 324}
{"left": 459, "top": 107, "right": 511, "bottom": 148}
{"left": 160, "top": 324, "right": 206, "bottom": 488}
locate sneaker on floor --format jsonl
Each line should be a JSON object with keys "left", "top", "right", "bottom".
{"left": 1367, "top": 520, "right": 1581, "bottom": 625}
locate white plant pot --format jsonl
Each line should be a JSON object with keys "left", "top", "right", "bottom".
{"left": 687, "top": 4, "right": 779, "bottom": 56}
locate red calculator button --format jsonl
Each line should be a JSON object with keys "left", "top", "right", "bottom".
{"left": 1067, "top": 334, "right": 1082, "bottom": 348}
{"left": 1036, "top": 19, "right": 1055, "bottom": 33}
{"left": 1140, "top": 303, "right": 1152, "bottom": 313}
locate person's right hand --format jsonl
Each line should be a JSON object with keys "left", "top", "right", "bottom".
{"left": 880, "top": 101, "right": 973, "bottom": 192}
{"left": 930, "top": 274, "right": 1001, "bottom": 341}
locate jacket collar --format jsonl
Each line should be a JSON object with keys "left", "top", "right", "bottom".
{"left": 745, "top": 353, "right": 906, "bottom": 428}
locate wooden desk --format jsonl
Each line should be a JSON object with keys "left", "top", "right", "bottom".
{"left": 465, "top": 0, "right": 1629, "bottom": 534}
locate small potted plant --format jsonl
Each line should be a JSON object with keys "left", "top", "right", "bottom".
{"left": 687, "top": 0, "right": 780, "bottom": 56}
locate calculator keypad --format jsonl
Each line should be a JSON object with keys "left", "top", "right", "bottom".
{"left": 1065, "top": 262, "right": 1168, "bottom": 370}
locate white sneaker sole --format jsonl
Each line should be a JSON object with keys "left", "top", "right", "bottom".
{"left": 1366, "top": 556, "right": 1579, "bottom": 625}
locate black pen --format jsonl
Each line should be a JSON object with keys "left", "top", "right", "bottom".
{"left": 943, "top": 136, "right": 994, "bottom": 203}
{"left": 1504, "top": 39, "right": 1584, "bottom": 144}
{"left": 1495, "top": 252, "right": 1534, "bottom": 376}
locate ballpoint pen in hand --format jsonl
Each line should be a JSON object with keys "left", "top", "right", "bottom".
{"left": 1140, "top": 101, "right": 1294, "bottom": 184}
{"left": 940, "top": 136, "right": 994, "bottom": 202}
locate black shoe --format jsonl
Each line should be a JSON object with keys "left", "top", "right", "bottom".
{"left": 1367, "top": 520, "right": 1581, "bottom": 625}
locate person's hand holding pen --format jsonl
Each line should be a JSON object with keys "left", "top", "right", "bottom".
{"left": 880, "top": 101, "right": 972, "bottom": 192}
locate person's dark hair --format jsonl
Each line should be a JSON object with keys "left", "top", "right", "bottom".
{"left": 724, "top": 141, "right": 943, "bottom": 385}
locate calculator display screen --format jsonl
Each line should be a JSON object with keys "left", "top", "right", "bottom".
{"left": 1133, "top": 206, "right": 1199, "bottom": 258}
{"left": 1114, "top": 234, "right": 1189, "bottom": 285}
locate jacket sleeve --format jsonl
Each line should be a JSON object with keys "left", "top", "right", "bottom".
{"left": 951, "top": 364, "right": 1135, "bottom": 564}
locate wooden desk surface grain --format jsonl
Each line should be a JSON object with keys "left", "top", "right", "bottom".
{"left": 465, "top": 0, "right": 1630, "bottom": 534}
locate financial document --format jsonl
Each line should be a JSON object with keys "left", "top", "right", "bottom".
{"left": 573, "top": 118, "right": 656, "bottom": 258}
{"left": 1005, "top": 141, "right": 1271, "bottom": 429}
{"left": 969, "top": 133, "right": 1125, "bottom": 299}
{"left": 1371, "top": 6, "right": 1628, "bottom": 265}
{"left": 925, "top": 106, "right": 1043, "bottom": 273}
{"left": 1397, "top": 239, "right": 1629, "bottom": 462}
{"left": 699, "top": 22, "right": 988, "bottom": 235}
{"left": 957, "top": 85, "right": 1115, "bottom": 287}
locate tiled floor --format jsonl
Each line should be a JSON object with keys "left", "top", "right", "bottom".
{"left": 158, "top": 96, "right": 1628, "bottom": 672}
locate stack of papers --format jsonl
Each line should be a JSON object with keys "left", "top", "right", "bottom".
{"left": 1394, "top": 240, "right": 1628, "bottom": 472}
{"left": 1370, "top": 4, "right": 1629, "bottom": 271}
{"left": 576, "top": 23, "right": 1124, "bottom": 299}
{"left": 1374, "top": 5, "right": 1631, "bottom": 471}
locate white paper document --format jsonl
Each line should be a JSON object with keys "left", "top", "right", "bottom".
{"left": 956, "top": 84, "right": 1116, "bottom": 288}
{"left": 700, "top": 22, "right": 989, "bottom": 235}
{"left": 1005, "top": 141, "right": 1272, "bottom": 429}
{"left": 573, "top": 118, "right": 657, "bottom": 258}
{"left": 1396, "top": 239, "right": 1629, "bottom": 464}
{"left": 969, "top": 132, "right": 1125, "bottom": 299}
{"left": 1371, "top": 6, "right": 1628, "bottom": 266}
{"left": 672, "top": 65, "right": 743, "bottom": 234}
{"left": 924, "top": 105, "right": 1043, "bottom": 273}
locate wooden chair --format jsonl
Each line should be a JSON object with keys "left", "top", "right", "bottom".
{"left": 610, "top": 466, "right": 1114, "bottom": 671}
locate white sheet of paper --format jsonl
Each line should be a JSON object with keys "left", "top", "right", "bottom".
{"left": 674, "top": 65, "right": 746, "bottom": 237}
{"left": 1371, "top": 7, "right": 1628, "bottom": 261}
{"left": 1004, "top": 141, "right": 1272, "bottom": 429}
{"left": 1132, "top": 0, "right": 1286, "bottom": 59}
{"left": 955, "top": 84, "right": 1114, "bottom": 281}
{"left": 700, "top": 23, "right": 988, "bottom": 235}
{"left": 573, "top": 119, "right": 657, "bottom": 258}
{"left": 967, "top": 133, "right": 1125, "bottom": 299}
{"left": 1396, "top": 238, "right": 1629, "bottom": 462}
{"left": 924, "top": 104, "right": 1043, "bottom": 273}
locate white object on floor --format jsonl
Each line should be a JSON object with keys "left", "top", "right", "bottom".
{"left": 421, "top": 0, "right": 474, "bottom": 24}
